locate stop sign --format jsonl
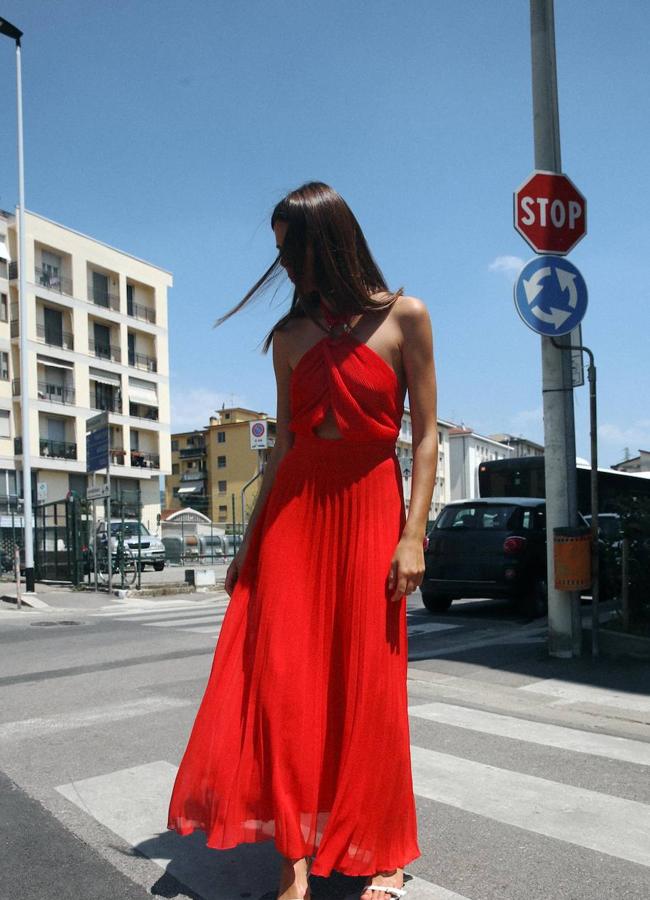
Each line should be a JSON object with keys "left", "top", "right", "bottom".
{"left": 514, "top": 171, "right": 586, "bottom": 255}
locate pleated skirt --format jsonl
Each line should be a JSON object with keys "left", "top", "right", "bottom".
{"left": 167, "top": 432, "right": 421, "bottom": 878}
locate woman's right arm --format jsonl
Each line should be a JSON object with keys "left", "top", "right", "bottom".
{"left": 225, "top": 327, "right": 294, "bottom": 593}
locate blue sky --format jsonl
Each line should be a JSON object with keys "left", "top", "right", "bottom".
{"left": 1, "top": 0, "right": 648, "bottom": 466}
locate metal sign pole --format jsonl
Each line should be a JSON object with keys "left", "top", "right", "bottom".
{"left": 530, "top": 0, "right": 581, "bottom": 656}
{"left": 92, "top": 473, "right": 98, "bottom": 592}
{"left": 106, "top": 427, "right": 112, "bottom": 597}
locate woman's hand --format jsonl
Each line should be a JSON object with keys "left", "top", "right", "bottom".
{"left": 387, "top": 535, "right": 425, "bottom": 603}
{"left": 225, "top": 545, "right": 248, "bottom": 597}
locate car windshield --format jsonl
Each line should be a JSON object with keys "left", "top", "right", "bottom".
{"left": 109, "top": 522, "right": 150, "bottom": 538}
{"left": 435, "top": 505, "right": 519, "bottom": 531}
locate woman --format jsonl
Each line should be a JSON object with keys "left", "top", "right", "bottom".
{"left": 167, "top": 182, "right": 438, "bottom": 900}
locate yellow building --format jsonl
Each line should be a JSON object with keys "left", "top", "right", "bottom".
{"left": 166, "top": 407, "right": 276, "bottom": 526}
{"left": 0, "top": 208, "right": 172, "bottom": 532}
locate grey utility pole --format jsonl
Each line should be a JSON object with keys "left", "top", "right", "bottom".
{"left": 530, "top": 0, "right": 581, "bottom": 656}
{"left": 0, "top": 17, "right": 35, "bottom": 593}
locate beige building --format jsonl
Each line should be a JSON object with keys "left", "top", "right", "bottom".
{"left": 612, "top": 450, "right": 650, "bottom": 474}
{"left": 0, "top": 208, "right": 172, "bottom": 532}
{"left": 166, "top": 407, "right": 276, "bottom": 525}
{"left": 449, "top": 427, "right": 513, "bottom": 500}
{"left": 489, "top": 433, "right": 544, "bottom": 458}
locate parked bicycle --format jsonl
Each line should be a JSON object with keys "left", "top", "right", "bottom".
{"left": 95, "top": 530, "right": 139, "bottom": 588}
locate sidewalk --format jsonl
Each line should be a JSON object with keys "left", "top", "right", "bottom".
{"left": 0, "top": 565, "right": 230, "bottom": 613}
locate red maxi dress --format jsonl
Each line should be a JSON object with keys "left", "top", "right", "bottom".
{"left": 167, "top": 322, "right": 421, "bottom": 878}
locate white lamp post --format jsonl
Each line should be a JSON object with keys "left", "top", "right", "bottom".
{"left": 1, "top": 17, "right": 35, "bottom": 592}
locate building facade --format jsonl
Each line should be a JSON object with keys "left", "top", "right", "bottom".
{"left": 166, "top": 407, "right": 276, "bottom": 524}
{"left": 0, "top": 209, "right": 172, "bottom": 532}
{"left": 489, "top": 433, "right": 544, "bottom": 458}
{"left": 396, "top": 411, "right": 453, "bottom": 522}
{"left": 449, "top": 427, "right": 513, "bottom": 500}
{"left": 612, "top": 450, "right": 650, "bottom": 474}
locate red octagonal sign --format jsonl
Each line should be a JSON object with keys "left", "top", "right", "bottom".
{"left": 514, "top": 171, "right": 587, "bottom": 255}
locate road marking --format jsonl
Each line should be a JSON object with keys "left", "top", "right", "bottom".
{"left": 0, "top": 697, "right": 192, "bottom": 741}
{"left": 55, "top": 761, "right": 472, "bottom": 900}
{"left": 94, "top": 601, "right": 224, "bottom": 617}
{"left": 407, "top": 622, "right": 461, "bottom": 636}
{"left": 148, "top": 614, "right": 227, "bottom": 628}
{"left": 520, "top": 679, "right": 650, "bottom": 714}
{"left": 410, "top": 744, "right": 650, "bottom": 868}
{"left": 409, "top": 702, "right": 650, "bottom": 767}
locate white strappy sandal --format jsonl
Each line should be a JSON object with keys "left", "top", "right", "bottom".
{"left": 362, "top": 887, "right": 406, "bottom": 898}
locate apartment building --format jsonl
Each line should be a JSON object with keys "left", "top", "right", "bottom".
{"left": 396, "top": 411, "right": 454, "bottom": 522}
{"left": 489, "top": 433, "right": 544, "bottom": 458}
{"left": 448, "top": 426, "right": 513, "bottom": 500}
{"left": 166, "top": 407, "right": 276, "bottom": 524}
{"left": 0, "top": 209, "right": 172, "bottom": 531}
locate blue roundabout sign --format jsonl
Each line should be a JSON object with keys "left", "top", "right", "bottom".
{"left": 514, "top": 255, "right": 587, "bottom": 337}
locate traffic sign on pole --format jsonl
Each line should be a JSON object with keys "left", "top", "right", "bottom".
{"left": 514, "top": 255, "right": 587, "bottom": 337}
{"left": 514, "top": 170, "right": 586, "bottom": 255}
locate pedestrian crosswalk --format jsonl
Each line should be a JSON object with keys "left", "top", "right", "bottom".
{"left": 42, "top": 669, "right": 650, "bottom": 900}
{"left": 92, "top": 598, "right": 464, "bottom": 639}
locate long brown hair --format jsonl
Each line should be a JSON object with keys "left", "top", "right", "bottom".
{"left": 214, "top": 182, "right": 403, "bottom": 353}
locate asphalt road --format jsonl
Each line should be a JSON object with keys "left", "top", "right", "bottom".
{"left": 1, "top": 591, "right": 649, "bottom": 900}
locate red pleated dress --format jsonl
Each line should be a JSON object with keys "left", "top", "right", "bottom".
{"left": 167, "top": 317, "right": 421, "bottom": 878}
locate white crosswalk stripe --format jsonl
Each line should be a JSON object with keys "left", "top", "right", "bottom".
{"left": 92, "top": 600, "right": 462, "bottom": 638}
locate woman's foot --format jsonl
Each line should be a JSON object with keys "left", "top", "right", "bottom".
{"left": 360, "top": 868, "right": 404, "bottom": 900}
{"left": 277, "top": 855, "right": 311, "bottom": 900}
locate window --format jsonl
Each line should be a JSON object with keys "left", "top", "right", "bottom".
{"left": 126, "top": 283, "right": 134, "bottom": 315}
{"left": 217, "top": 455, "right": 226, "bottom": 468}
{"left": 0, "top": 293, "right": 7, "bottom": 322}
{"left": 172, "top": 463, "right": 179, "bottom": 475}
{"left": 0, "top": 352, "right": 8, "bottom": 380}
{"left": 217, "top": 431, "right": 225, "bottom": 443}
{"left": 435, "top": 504, "right": 518, "bottom": 531}
{"left": 218, "top": 480, "right": 226, "bottom": 492}
{"left": 130, "top": 429, "right": 140, "bottom": 451}
{"left": 171, "top": 439, "right": 178, "bottom": 451}
{"left": 0, "top": 410, "right": 9, "bottom": 438}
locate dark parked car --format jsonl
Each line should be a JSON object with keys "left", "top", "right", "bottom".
{"left": 422, "top": 498, "right": 548, "bottom": 617}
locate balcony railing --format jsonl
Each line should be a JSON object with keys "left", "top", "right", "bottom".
{"left": 89, "top": 340, "right": 121, "bottom": 363}
{"left": 180, "top": 470, "right": 206, "bottom": 482}
{"left": 129, "top": 402, "right": 159, "bottom": 421}
{"left": 127, "top": 300, "right": 156, "bottom": 324}
{"left": 91, "top": 395, "right": 123, "bottom": 414}
{"left": 179, "top": 494, "right": 209, "bottom": 509}
{"left": 130, "top": 450, "right": 159, "bottom": 469}
{"left": 37, "top": 382, "right": 76, "bottom": 404}
{"left": 35, "top": 267, "right": 73, "bottom": 296}
{"left": 128, "top": 351, "right": 157, "bottom": 373}
{"left": 36, "top": 323, "right": 74, "bottom": 350}
{"left": 179, "top": 446, "right": 206, "bottom": 459}
{"left": 88, "top": 283, "right": 120, "bottom": 311}
{"left": 40, "top": 438, "right": 77, "bottom": 460}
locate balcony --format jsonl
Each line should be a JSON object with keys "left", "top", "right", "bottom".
{"left": 37, "top": 382, "right": 76, "bottom": 405}
{"left": 88, "top": 283, "right": 119, "bottom": 311}
{"left": 127, "top": 299, "right": 156, "bottom": 324}
{"left": 35, "top": 267, "right": 73, "bottom": 296}
{"left": 36, "top": 323, "right": 74, "bottom": 351}
{"left": 129, "top": 402, "right": 159, "bottom": 421}
{"left": 90, "top": 340, "right": 121, "bottom": 363}
{"left": 109, "top": 448, "right": 126, "bottom": 466}
{"left": 179, "top": 446, "right": 206, "bottom": 459}
{"left": 91, "top": 395, "right": 123, "bottom": 414}
{"left": 40, "top": 438, "right": 77, "bottom": 460}
{"left": 130, "top": 450, "right": 159, "bottom": 469}
{"left": 180, "top": 470, "right": 206, "bottom": 482}
{"left": 128, "top": 351, "right": 157, "bottom": 373}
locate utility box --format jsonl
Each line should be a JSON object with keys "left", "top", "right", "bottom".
{"left": 553, "top": 526, "right": 592, "bottom": 591}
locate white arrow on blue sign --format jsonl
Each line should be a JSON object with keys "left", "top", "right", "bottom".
{"left": 514, "top": 255, "right": 587, "bottom": 336}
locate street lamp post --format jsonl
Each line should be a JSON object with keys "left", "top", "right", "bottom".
{"left": 1, "top": 17, "right": 35, "bottom": 592}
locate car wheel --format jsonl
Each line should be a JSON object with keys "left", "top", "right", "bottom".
{"left": 421, "top": 592, "right": 454, "bottom": 614}
{"left": 153, "top": 561, "right": 165, "bottom": 572}
{"left": 522, "top": 577, "right": 547, "bottom": 619}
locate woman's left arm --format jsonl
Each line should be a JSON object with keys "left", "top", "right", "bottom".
{"left": 388, "top": 297, "right": 438, "bottom": 602}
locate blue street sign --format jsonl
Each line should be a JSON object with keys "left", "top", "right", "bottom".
{"left": 86, "top": 426, "right": 109, "bottom": 472}
{"left": 514, "top": 255, "right": 587, "bottom": 337}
